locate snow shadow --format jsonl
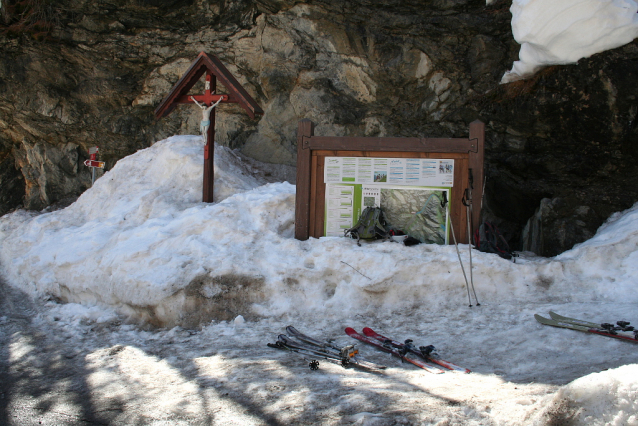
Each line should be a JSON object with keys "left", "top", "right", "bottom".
{"left": 0, "top": 285, "right": 504, "bottom": 425}
{"left": 2, "top": 277, "right": 637, "bottom": 425}
{"left": 0, "top": 277, "right": 117, "bottom": 425}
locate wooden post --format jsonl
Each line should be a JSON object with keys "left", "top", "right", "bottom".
{"left": 468, "top": 120, "right": 485, "bottom": 236}
{"left": 203, "top": 74, "right": 216, "bottom": 203}
{"left": 295, "top": 119, "right": 315, "bottom": 240}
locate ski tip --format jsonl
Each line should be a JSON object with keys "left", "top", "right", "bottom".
{"left": 345, "top": 327, "right": 358, "bottom": 335}
{"left": 534, "top": 314, "right": 551, "bottom": 323}
{"left": 362, "top": 327, "right": 374, "bottom": 335}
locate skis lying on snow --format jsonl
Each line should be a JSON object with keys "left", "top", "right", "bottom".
{"left": 362, "top": 327, "right": 471, "bottom": 373}
{"left": 285, "top": 325, "right": 343, "bottom": 352}
{"left": 268, "top": 327, "right": 386, "bottom": 371}
{"left": 345, "top": 327, "right": 445, "bottom": 374}
{"left": 268, "top": 340, "right": 341, "bottom": 370}
{"left": 535, "top": 312, "right": 638, "bottom": 343}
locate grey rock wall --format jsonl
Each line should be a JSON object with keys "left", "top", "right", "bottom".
{"left": 1, "top": 0, "right": 637, "bottom": 256}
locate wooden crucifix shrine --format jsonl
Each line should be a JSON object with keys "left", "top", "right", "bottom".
{"left": 154, "top": 52, "right": 263, "bottom": 202}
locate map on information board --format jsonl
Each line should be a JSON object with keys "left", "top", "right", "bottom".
{"left": 380, "top": 187, "right": 447, "bottom": 244}
{"left": 325, "top": 183, "right": 449, "bottom": 244}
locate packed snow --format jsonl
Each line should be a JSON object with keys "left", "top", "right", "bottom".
{"left": 501, "top": 0, "right": 638, "bottom": 82}
{"left": 1, "top": 135, "right": 637, "bottom": 425}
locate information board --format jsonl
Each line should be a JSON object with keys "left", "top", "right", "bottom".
{"left": 294, "top": 119, "right": 485, "bottom": 244}
{"left": 324, "top": 157, "right": 454, "bottom": 244}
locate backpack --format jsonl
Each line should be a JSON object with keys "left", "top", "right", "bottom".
{"left": 344, "top": 207, "right": 390, "bottom": 246}
{"left": 474, "top": 221, "right": 513, "bottom": 260}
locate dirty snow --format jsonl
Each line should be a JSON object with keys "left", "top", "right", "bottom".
{"left": 1, "top": 135, "right": 637, "bottom": 425}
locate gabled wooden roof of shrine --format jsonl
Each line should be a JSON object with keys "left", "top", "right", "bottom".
{"left": 154, "top": 52, "right": 263, "bottom": 120}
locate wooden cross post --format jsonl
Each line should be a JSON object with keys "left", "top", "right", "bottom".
{"left": 187, "top": 73, "right": 229, "bottom": 202}
{"left": 204, "top": 74, "right": 216, "bottom": 203}
{"left": 154, "top": 52, "right": 263, "bottom": 203}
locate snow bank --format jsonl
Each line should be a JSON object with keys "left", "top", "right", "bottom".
{"left": 553, "top": 201, "right": 638, "bottom": 301}
{"left": 502, "top": 0, "right": 638, "bottom": 83}
{"left": 0, "top": 136, "right": 273, "bottom": 325}
{"left": 2, "top": 136, "right": 638, "bottom": 327}
{"left": 533, "top": 364, "right": 638, "bottom": 425}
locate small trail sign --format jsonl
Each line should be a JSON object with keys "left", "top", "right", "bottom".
{"left": 84, "top": 146, "right": 104, "bottom": 185}
{"left": 84, "top": 159, "right": 105, "bottom": 168}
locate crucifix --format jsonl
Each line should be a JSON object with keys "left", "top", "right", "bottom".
{"left": 155, "top": 52, "right": 263, "bottom": 203}
{"left": 186, "top": 73, "right": 228, "bottom": 202}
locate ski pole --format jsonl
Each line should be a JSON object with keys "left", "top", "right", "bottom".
{"left": 466, "top": 208, "right": 480, "bottom": 305}
{"left": 463, "top": 170, "right": 480, "bottom": 306}
{"left": 442, "top": 192, "right": 473, "bottom": 307}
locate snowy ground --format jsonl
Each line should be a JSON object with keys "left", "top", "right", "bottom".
{"left": 2, "top": 281, "right": 637, "bottom": 425}
{"left": 1, "top": 136, "right": 638, "bottom": 425}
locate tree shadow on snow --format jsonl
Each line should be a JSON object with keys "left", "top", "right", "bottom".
{"left": 0, "top": 276, "right": 470, "bottom": 425}
{"left": 0, "top": 276, "right": 118, "bottom": 425}
{"left": 2, "top": 280, "right": 634, "bottom": 425}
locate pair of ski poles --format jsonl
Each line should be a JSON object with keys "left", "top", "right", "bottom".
{"left": 441, "top": 171, "right": 480, "bottom": 307}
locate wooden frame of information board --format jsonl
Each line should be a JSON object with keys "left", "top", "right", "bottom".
{"left": 294, "top": 119, "right": 485, "bottom": 243}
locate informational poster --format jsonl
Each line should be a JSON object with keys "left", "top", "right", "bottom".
{"left": 324, "top": 157, "right": 454, "bottom": 187}
{"left": 324, "top": 184, "right": 357, "bottom": 237}
{"left": 324, "top": 156, "right": 454, "bottom": 244}
{"left": 325, "top": 183, "right": 450, "bottom": 244}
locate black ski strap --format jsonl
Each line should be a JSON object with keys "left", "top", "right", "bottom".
{"left": 462, "top": 188, "right": 471, "bottom": 207}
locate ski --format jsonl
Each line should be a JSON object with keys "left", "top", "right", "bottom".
{"left": 277, "top": 335, "right": 352, "bottom": 365}
{"left": 548, "top": 311, "right": 637, "bottom": 333}
{"left": 362, "top": 327, "right": 470, "bottom": 373}
{"left": 286, "top": 325, "right": 387, "bottom": 370}
{"left": 267, "top": 341, "right": 342, "bottom": 370}
{"left": 535, "top": 314, "right": 638, "bottom": 343}
{"left": 345, "top": 327, "right": 444, "bottom": 373}
{"left": 286, "top": 326, "right": 342, "bottom": 352}
{"left": 280, "top": 331, "right": 386, "bottom": 370}
{"left": 270, "top": 334, "right": 385, "bottom": 371}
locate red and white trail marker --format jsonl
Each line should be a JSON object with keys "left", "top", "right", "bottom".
{"left": 85, "top": 146, "right": 104, "bottom": 185}
{"left": 83, "top": 159, "right": 105, "bottom": 169}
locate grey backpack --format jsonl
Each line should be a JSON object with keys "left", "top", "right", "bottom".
{"left": 344, "top": 207, "right": 390, "bottom": 246}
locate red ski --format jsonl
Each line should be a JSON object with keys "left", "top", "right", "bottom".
{"left": 362, "top": 327, "right": 471, "bottom": 373}
{"left": 345, "top": 327, "right": 444, "bottom": 374}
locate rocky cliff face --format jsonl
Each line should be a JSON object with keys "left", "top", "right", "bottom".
{"left": 1, "top": 0, "right": 637, "bottom": 256}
